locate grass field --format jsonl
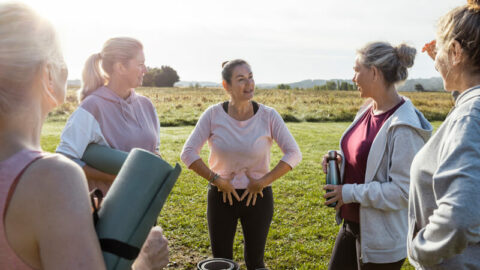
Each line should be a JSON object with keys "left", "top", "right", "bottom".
{"left": 41, "top": 119, "right": 442, "bottom": 269}
{"left": 49, "top": 87, "right": 454, "bottom": 125}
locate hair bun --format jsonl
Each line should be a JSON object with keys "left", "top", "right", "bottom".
{"left": 395, "top": 43, "right": 416, "bottom": 68}
{"left": 222, "top": 61, "right": 229, "bottom": 68}
{"left": 468, "top": 0, "right": 480, "bottom": 11}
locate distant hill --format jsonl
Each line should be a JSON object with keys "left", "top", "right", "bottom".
{"left": 397, "top": 77, "right": 444, "bottom": 92}
{"left": 172, "top": 77, "right": 446, "bottom": 91}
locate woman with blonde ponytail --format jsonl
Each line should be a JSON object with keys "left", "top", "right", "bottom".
{"left": 408, "top": 0, "right": 480, "bottom": 268}
{"left": 56, "top": 37, "right": 168, "bottom": 269}
{"left": 57, "top": 37, "right": 161, "bottom": 195}
{"left": 0, "top": 3, "right": 105, "bottom": 269}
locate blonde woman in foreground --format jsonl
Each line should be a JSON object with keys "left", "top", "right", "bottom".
{"left": 0, "top": 3, "right": 105, "bottom": 269}
{"left": 408, "top": 0, "right": 480, "bottom": 268}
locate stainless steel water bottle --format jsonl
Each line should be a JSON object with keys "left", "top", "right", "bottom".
{"left": 326, "top": 150, "right": 340, "bottom": 207}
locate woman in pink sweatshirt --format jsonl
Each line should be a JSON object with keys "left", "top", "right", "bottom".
{"left": 56, "top": 37, "right": 160, "bottom": 196}
{"left": 181, "top": 59, "right": 302, "bottom": 270}
{"left": 56, "top": 37, "right": 168, "bottom": 269}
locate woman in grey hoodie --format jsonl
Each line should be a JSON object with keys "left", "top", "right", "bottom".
{"left": 408, "top": 1, "right": 480, "bottom": 269}
{"left": 323, "top": 42, "right": 432, "bottom": 270}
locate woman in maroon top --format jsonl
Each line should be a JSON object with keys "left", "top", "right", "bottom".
{"left": 322, "top": 42, "right": 432, "bottom": 270}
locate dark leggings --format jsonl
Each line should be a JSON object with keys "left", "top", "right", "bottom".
{"left": 207, "top": 185, "right": 273, "bottom": 270}
{"left": 328, "top": 221, "right": 405, "bottom": 270}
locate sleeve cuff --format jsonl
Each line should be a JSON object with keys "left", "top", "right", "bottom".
{"left": 280, "top": 152, "right": 302, "bottom": 169}
{"left": 342, "top": 184, "right": 355, "bottom": 204}
{"left": 182, "top": 154, "right": 201, "bottom": 168}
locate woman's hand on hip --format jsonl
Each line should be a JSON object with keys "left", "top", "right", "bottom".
{"left": 214, "top": 173, "right": 240, "bottom": 206}
{"left": 241, "top": 172, "right": 267, "bottom": 207}
{"left": 323, "top": 184, "right": 344, "bottom": 211}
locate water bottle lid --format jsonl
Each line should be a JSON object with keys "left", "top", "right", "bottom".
{"left": 327, "top": 150, "right": 337, "bottom": 160}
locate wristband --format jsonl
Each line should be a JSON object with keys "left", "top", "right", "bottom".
{"left": 209, "top": 173, "right": 219, "bottom": 184}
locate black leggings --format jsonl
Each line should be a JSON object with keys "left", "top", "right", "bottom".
{"left": 328, "top": 221, "right": 405, "bottom": 270}
{"left": 207, "top": 185, "right": 273, "bottom": 270}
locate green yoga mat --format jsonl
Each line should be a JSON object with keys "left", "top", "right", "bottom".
{"left": 82, "top": 145, "right": 181, "bottom": 270}
{"left": 82, "top": 144, "right": 128, "bottom": 175}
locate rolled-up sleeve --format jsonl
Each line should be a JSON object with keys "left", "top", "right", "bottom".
{"left": 180, "top": 108, "right": 212, "bottom": 168}
{"left": 56, "top": 107, "right": 108, "bottom": 165}
{"left": 270, "top": 109, "right": 302, "bottom": 168}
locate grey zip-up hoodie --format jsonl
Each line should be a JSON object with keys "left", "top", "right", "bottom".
{"left": 408, "top": 86, "right": 480, "bottom": 269}
{"left": 335, "top": 98, "right": 432, "bottom": 263}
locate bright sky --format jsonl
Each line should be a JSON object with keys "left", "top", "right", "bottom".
{"left": 21, "top": 0, "right": 465, "bottom": 83}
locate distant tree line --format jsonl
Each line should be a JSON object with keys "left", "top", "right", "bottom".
{"left": 277, "top": 80, "right": 356, "bottom": 91}
{"left": 142, "top": 66, "right": 180, "bottom": 87}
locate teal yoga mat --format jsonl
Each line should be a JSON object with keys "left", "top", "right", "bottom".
{"left": 83, "top": 145, "right": 181, "bottom": 270}
{"left": 82, "top": 144, "right": 128, "bottom": 175}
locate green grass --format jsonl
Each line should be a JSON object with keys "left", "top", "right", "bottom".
{"left": 40, "top": 120, "right": 442, "bottom": 269}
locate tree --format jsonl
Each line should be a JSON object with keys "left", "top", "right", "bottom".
{"left": 415, "top": 83, "right": 425, "bottom": 92}
{"left": 142, "top": 66, "right": 180, "bottom": 87}
{"left": 339, "top": 82, "right": 350, "bottom": 91}
{"left": 325, "top": 81, "right": 337, "bottom": 90}
{"left": 277, "top": 83, "right": 291, "bottom": 90}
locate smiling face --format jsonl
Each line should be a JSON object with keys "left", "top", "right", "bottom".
{"left": 123, "top": 49, "right": 146, "bottom": 88}
{"left": 224, "top": 64, "right": 255, "bottom": 102}
{"left": 352, "top": 56, "right": 375, "bottom": 98}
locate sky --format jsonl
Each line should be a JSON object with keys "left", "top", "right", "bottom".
{"left": 20, "top": 0, "right": 465, "bottom": 84}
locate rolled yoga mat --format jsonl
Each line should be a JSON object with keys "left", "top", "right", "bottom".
{"left": 82, "top": 144, "right": 128, "bottom": 175}
{"left": 82, "top": 145, "right": 181, "bottom": 270}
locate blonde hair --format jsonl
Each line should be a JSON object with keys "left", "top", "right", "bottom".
{"left": 0, "top": 2, "right": 64, "bottom": 113}
{"left": 357, "top": 42, "right": 416, "bottom": 86}
{"left": 78, "top": 37, "right": 143, "bottom": 101}
{"left": 437, "top": 0, "right": 480, "bottom": 73}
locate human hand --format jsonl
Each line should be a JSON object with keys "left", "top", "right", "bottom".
{"left": 241, "top": 172, "right": 266, "bottom": 206}
{"left": 214, "top": 173, "right": 240, "bottom": 205}
{"left": 323, "top": 184, "right": 344, "bottom": 211}
{"left": 422, "top": 40, "right": 436, "bottom": 60}
{"left": 322, "top": 152, "right": 342, "bottom": 174}
{"left": 132, "top": 226, "right": 169, "bottom": 270}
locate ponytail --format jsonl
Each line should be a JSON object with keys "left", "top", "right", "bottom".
{"left": 78, "top": 37, "right": 143, "bottom": 102}
{"left": 78, "top": 53, "right": 107, "bottom": 102}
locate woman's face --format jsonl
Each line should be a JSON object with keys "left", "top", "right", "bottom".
{"left": 225, "top": 64, "right": 255, "bottom": 101}
{"left": 124, "top": 50, "right": 147, "bottom": 88}
{"left": 352, "top": 57, "right": 374, "bottom": 98}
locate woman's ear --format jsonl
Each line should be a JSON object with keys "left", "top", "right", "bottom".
{"left": 450, "top": 40, "right": 464, "bottom": 67}
{"left": 40, "top": 63, "right": 60, "bottom": 106}
{"left": 371, "top": 66, "right": 379, "bottom": 82}
{"left": 113, "top": 61, "right": 126, "bottom": 75}
{"left": 222, "top": 80, "right": 229, "bottom": 91}
{"left": 42, "top": 63, "right": 55, "bottom": 92}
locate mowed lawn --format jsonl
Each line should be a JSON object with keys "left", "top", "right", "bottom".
{"left": 41, "top": 121, "right": 442, "bottom": 269}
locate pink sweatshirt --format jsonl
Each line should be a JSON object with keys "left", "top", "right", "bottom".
{"left": 181, "top": 103, "right": 302, "bottom": 189}
{"left": 57, "top": 86, "right": 160, "bottom": 194}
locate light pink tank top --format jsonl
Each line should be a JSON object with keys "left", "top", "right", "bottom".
{"left": 1, "top": 149, "right": 44, "bottom": 270}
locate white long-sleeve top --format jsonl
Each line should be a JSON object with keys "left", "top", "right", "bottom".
{"left": 181, "top": 103, "right": 302, "bottom": 189}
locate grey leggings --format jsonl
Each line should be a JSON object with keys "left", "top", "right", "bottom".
{"left": 207, "top": 185, "right": 273, "bottom": 270}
